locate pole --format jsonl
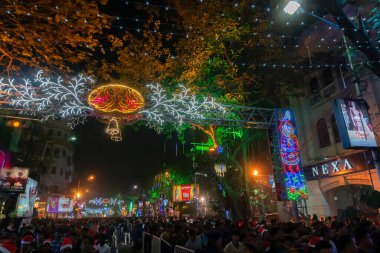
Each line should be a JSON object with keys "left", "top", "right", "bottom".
{"left": 194, "top": 175, "right": 198, "bottom": 217}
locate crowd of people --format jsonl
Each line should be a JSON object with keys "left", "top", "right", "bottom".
{"left": 0, "top": 215, "right": 378, "bottom": 253}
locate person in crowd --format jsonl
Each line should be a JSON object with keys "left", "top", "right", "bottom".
{"left": 320, "top": 226, "right": 338, "bottom": 253}
{"left": 60, "top": 237, "right": 73, "bottom": 253}
{"left": 223, "top": 230, "right": 248, "bottom": 253}
{"left": 94, "top": 235, "right": 110, "bottom": 253}
{"left": 185, "top": 228, "right": 203, "bottom": 251}
{"left": 355, "top": 227, "right": 374, "bottom": 253}
{"left": 0, "top": 238, "right": 16, "bottom": 253}
{"left": 20, "top": 234, "right": 35, "bottom": 253}
{"left": 315, "top": 240, "right": 334, "bottom": 253}
{"left": 336, "top": 234, "right": 358, "bottom": 253}
{"left": 201, "top": 230, "right": 225, "bottom": 253}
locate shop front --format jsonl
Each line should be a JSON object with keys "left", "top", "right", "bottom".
{"left": 303, "top": 151, "right": 380, "bottom": 218}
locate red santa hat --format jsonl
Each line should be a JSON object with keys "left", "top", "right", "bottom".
{"left": 42, "top": 238, "right": 52, "bottom": 246}
{"left": 258, "top": 226, "right": 268, "bottom": 237}
{"left": 308, "top": 236, "right": 321, "bottom": 248}
{"left": 60, "top": 237, "right": 73, "bottom": 251}
{"left": 21, "top": 235, "right": 34, "bottom": 245}
{"left": 0, "top": 239, "right": 16, "bottom": 253}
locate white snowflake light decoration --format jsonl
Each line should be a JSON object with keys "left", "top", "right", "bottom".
{"left": 0, "top": 71, "right": 94, "bottom": 127}
{"left": 140, "top": 84, "right": 226, "bottom": 131}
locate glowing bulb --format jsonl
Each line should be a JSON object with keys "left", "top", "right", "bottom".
{"left": 283, "top": 1, "right": 301, "bottom": 15}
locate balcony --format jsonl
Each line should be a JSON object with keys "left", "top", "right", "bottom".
{"left": 309, "top": 82, "right": 337, "bottom": 107}
{"left": 322, "top": 82, "right": 336, "bottom": 98}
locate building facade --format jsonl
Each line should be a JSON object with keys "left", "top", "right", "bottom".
{"left": 289, "top": 66, "right": 380, "bottom": 219}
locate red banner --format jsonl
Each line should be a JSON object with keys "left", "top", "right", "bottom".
{"left": 181, "top": 185, "right": 191, "bottom": 201}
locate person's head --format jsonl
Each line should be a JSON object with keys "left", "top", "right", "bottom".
{"left": 98, "top": 234, "right": 106, "bottom": 246}
{"left": 188, "top": 228, "right": 196, "bottom": 240}
{"left": 20, "top": 234, "right": 34, "bottom": 253}
{"left": 320, "top": 226, "right": 333, "bottom": 240}
{"left": 60, "top": 237, "right": 72, "bottom": 253}
{"left": 207, "top": 230, "right": 222, "bottom": 248}
{"left": 41, "top": 239, "right": 52, "bottom": 253}
{"left": 80, "top": 236, "right": 94, "bottom": 253}
{"left": 337, "top": 234, "right": 357, "bottom": 253}
{"left": 315, "top": 240, "right": 333, "bottom": 253}
{"left": 231, "top": 231, "right": 240, "bottom": 244}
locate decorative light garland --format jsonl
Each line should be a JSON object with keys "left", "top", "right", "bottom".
{"left": 0, "top": 72, "right": 226, "bottom": 144}
{"left": 0, "top": 70, "right": 94, "bottom": 128}
{"left": 139, "top": 84, "right": 226, "bottom": 132}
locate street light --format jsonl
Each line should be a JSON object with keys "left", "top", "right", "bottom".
{"left": 133, "top": 185, "right": 138, "bottom": 190}
{"left": 253, "top": 169, "right": 259, "bottom": 177}
{"left": 283, "top": 1, "right": 301, "bottom": 15}
{"left": 76, "top": 192, "right": 81, "bottom": 199}
{"left": 87, "top": 175, "right": 95, "bottom": 181}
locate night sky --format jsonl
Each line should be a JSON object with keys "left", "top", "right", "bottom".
{"left": 73, "top": 118, "right": 188, "bottom": 195}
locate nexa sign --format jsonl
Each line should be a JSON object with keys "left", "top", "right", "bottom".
{"left": 304, "top": 152, "right": 369, "bottom": 180}
{"left": 311, "top": 159, "right": 353, "bottom": 177}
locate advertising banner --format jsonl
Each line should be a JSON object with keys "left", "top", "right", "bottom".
{"left": 16, "top": 194, "right": 28, "bottom": 217}
{"left": 333, "top": 99, "right": 377, "bottom": 148}
{"left": 0, "top": 167, "right": 29, "bottom": 192}
{"left": 274, "top": 109, "right": 307, "bottom": 201}
{"left": 47, "top": 196, "right": 59, "bottom": 213}
{"left": 58, "top": 197, "right": 74, "bottom": 213}
{"left": 16, "top": 178, "right": 38, "bottom": 217}
{"left": 172, "top": 184, "right": 200, "bottom": 202}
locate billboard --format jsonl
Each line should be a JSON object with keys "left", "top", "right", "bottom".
{"left": 172, "top": 184, "right": 200, "bottom": 202}
{"left": 46, "top": 196, "right": 59, "bottom": 213}
{"left": 58, "top": 197, "right": 74, "bottom": 213}
{"left": 16, "top": 178, "right": 38, "bottom": 217}
{"left": 333, "top": 98, "right": 377, "bottom": 148}
{"left": 274, "top": 109, "right": 307, "bottom": 201}
{"left": 0, "top": 167, "right": 29, "bottom": 192}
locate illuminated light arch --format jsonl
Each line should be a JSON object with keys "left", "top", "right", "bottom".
{"left": 88, "top": 84, "right": 145, "bottom": 114}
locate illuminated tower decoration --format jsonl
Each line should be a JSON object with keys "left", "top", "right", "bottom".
{"left": 88, "top": 84, "right": 145, "bottom": 141}
{"left": 274, "top": 109, "right": 307, "bottom": 201}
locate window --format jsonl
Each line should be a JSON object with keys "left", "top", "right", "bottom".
{"left": 60, "top": 168, "right": 63, "bottom": 176}
{"left": 62, "top": 150, "right": 66, "bottom": 157}
{"left": 67, "top": 157, "right": 72, "bottom": 166}
{"left": 309, "top": 77, "right": 319, "bottom": 94}
{"left": 51, "top": 167, "right": 57, "bottom": 174}
{"left": 317, "top": 118, "right": 331, "bottom": 148}
{"left": 331, "top": 115, "right": 341, "bottom": 143}
{"left": 321, "top": 68, "right": 334, "bottom": 87}
{"left": 54, "top": 149, "right": 59, "bottom": 157}
{"left": 57, "top": 131, "right": 62, "bottom": 137}
{"left": 48, "top": 129, "right": 53, "bottom": 136}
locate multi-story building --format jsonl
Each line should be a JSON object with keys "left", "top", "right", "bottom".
{"left": 288, "top": 63, "right": 380, "bottom": 219}
{"left": 14, "top": 120, "right": 75, "bottom": 195}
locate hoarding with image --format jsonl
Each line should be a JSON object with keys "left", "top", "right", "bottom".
{"left": 16, "top": 178, "right": 38, "bottom": 217}
{"left": 172, "top": 184, "right": 200, "bottom": 202}
{"left": 333, "top": 98, "right": 378, "bottom": 148}
{"left": 58, "top": 197, "right": 74, "bottom": 213}
{"left": 47, "top": 196, "right": 59, "bottom": 213}
{"left": 0, "top": 167, "right": 29, "bottom": 192}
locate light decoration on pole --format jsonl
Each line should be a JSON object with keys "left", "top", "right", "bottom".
{"left": 274, "top": 109, "right": 307, "bottom": 201}
{"left": 0, "top": 70, "right": 94, "bottom": 128}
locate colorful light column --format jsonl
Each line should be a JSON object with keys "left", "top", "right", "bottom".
{"left": 274, "top": 109, "right": 307, "bottom": 201}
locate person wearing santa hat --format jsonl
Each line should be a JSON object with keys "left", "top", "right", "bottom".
{"left": 41, "top": 239, "right": 53, "bottom": 253}
{"left": 20, "top": 234, "right": 35, "bottom": 253}
{"left": 0, "top": 239, "right": 16, "bottom": 253}
{"left": 60, "top": 238, "right": 72, "bottom": 253}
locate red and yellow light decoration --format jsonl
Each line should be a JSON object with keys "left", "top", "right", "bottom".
{"left": 88, "top": 84, "right": 145, "bottom": 114}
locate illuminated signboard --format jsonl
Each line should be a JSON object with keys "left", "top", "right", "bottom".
{"left": 275, "top": 109, "right": 307, "bottom": 201}
{"left": 333, "top": 98, "right": 378, "bottom": 148}
{"left": 0, "top": 167, "right": 29, "bottom": 192}
{"left": 172, "top": 184, "right": 199, "bottom": 202}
